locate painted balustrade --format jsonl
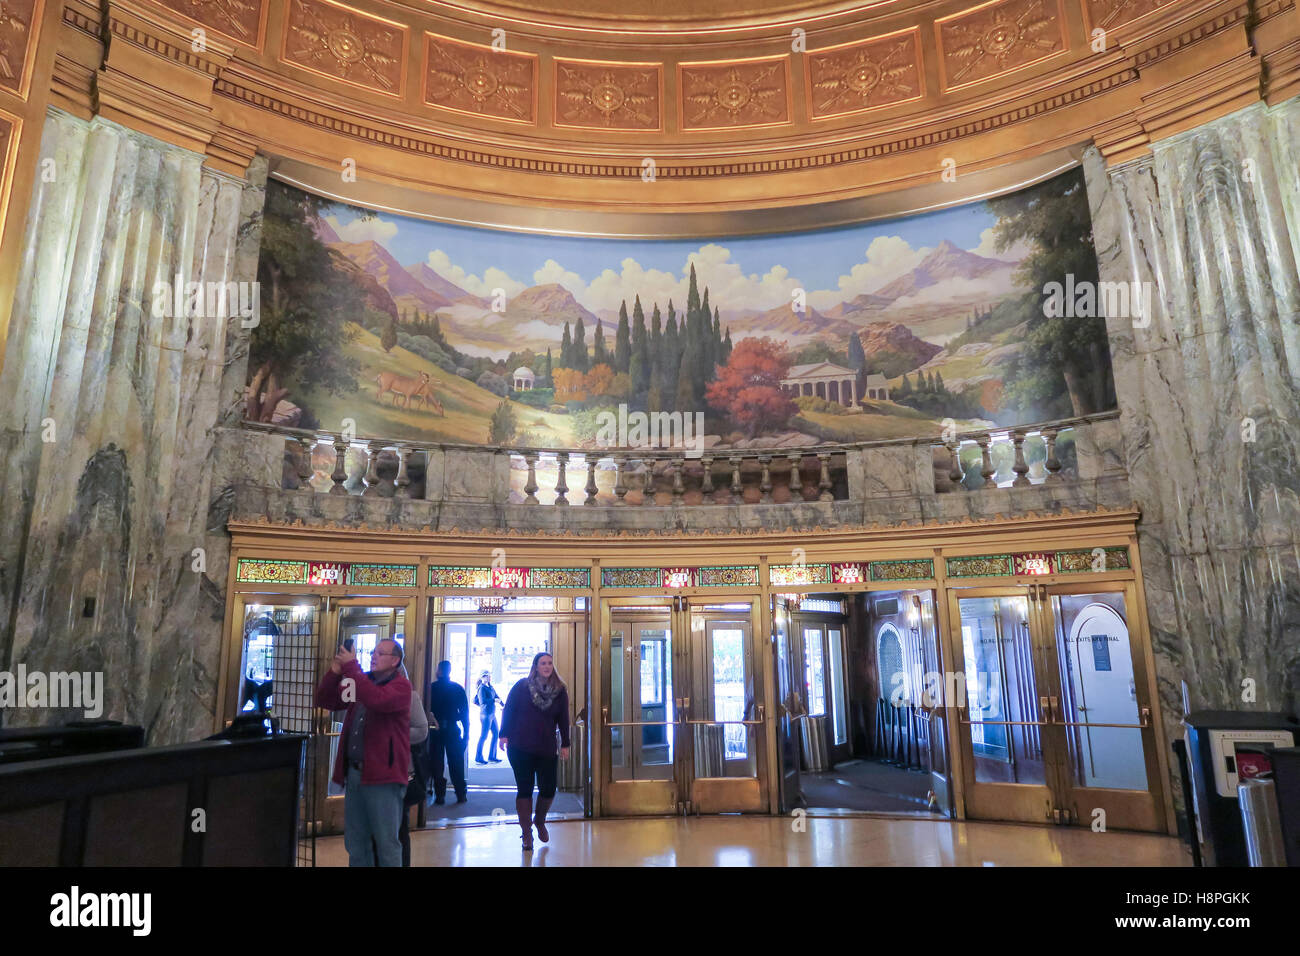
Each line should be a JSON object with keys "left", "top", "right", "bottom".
{"left": 246, "top": 409, "right": 1120, "bottom": 507}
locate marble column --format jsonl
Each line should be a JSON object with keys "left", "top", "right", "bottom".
{"left": 0, "top": 109, "right": 268, "bottom": 743}
{"left": 1082, "top": 98, "right": 1300, "bottom": 811}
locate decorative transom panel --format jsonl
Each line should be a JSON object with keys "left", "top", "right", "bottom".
{"left": 237, "top": 558, "right": 309, "bottom": 584}
{"left": 425, "top": 34, "right": 537, "bottom": 124}
{"left": 555, "top": 59, "right": 661, "bottom": 131}
{"left": 0, "top": 0, "right": 40, "bottom": 97}
{"left": 281, "top": 0, "right": 406, "bottom": 96}
{"left": 157, "top": 0, "right": 266, "bottom": 48}
{"left": 807, "top": 29, "right": 924, "bottom": 119}
{"left": 679, "top": 58, "right": 790, "bottom": 130}
{"left": 936, "top": 0, "right": 1067, "bottom": 91}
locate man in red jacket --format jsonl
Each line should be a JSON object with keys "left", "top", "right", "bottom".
{"left": 315, "top": 638, "right": 412, "bottom": 866}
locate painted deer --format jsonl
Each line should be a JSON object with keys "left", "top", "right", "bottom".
{"left": 413, "top": 380, "right": 445, "bottom": 416}
{"left": 376, "top": 370, "right": 429, "bottom": 408}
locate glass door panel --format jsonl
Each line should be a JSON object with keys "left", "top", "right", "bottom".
{"left": 1051, "top": 592, "right": 1147, "bottom": 791}
{"left": 956, "top": 595, "right": 1044, "bottom": 786}
{"left": 802, "top": 627, "right": 826, "bottom": 717}
{"left": 607, "top": 611, "right": 675, "bottom": 783}
{"left": 828, "top": 628, "right": 847, "bottom": 746}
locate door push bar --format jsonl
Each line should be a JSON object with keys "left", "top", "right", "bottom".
{"left": 960, "top": 696, "right": 1151, "bottom": 730}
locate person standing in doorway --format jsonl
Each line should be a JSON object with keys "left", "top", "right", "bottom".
{"left": 428, "top": 660, "right": 469, "bottom": 804}
{"left": 473, "top": 672, "right": 504, "bottom": 765}
{"left": 499, "top": 652, "right": 570, "bottom": 851}
{"left": 314, "top": 637, "right": 411, "bottom": 867}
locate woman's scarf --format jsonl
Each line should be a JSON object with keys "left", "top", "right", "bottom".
{"left": 528, "top": 673, "right": 563, "bottom": 711}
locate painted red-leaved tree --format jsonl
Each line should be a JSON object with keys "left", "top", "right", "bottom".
{"left": 705, "top": 337, "right": 797, "bottom": 436}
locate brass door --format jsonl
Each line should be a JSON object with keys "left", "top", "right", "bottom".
{"left": 598, "top": 596, "right": 767, "bottom": 815}
{"left": 947, "top": 584, "right": 1165, "bottom": 830}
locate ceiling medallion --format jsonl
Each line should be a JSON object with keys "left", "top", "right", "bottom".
{"left": 591, "top": 80, "right": 626, "bottom": 113}
{"left": 327, "top": 29, "right": 365, "bottom": 65}
{"left": 847, "top": 62, "right": 883, "bottom": 94}
{"left": 465, "top": 67, "right": 499, "bottom": 100}
{"left": 981, "top": 17, "right": 1023, "bottom": 56}
{"left": 718, "top": 81, "right": 752, "bottom": 111}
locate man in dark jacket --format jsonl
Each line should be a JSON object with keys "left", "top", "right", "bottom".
{"left": 427, "top": 659, "right": 469, "bottom": 804}
{"left": 315, "top": 638, "right": 412, "bottom": 866}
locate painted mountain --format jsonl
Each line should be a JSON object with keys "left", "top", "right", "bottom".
{"left": 251, "top": 167, "right": 1113, "bottom": 454}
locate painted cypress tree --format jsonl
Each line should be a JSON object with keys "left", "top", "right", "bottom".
{"left": 848, "top": 329, "right": 866, "bottom": 371}
{"left": 560, "top": 322, "right": 572, "bottom": 369}
{"left": 934, "top": 370, "right": 946, "bottom": 394}
{"left": 663, "top": 305, "right": 679, "bottom": 397}
{"left": 722, "top": 327, "right": 733, "bottom": 365}
{"left": 543, "top": 347, "right": 553, "bottom": 384}
{"left": 630, "top": 295, "right": 649, "bottom": 394}
{"left": 712, "top": 306, "right": 722, "bottom": 373}
{"left": 649, "top": 302, "right": 662, "bottom": 385}
{"left": 686, "top": 263, "right": 701, "bottom": 320}
{"left": 573, "top": 317, "right": 589, "bottom": 372}
{"left": 615, "top": 301, "right": 631, "bottom": 374}
{"left": 380, "top": 315, "right": 397, "bottom": 352}
{"left": 593, "top": 318, "right": 609, "bottom": 368}
{"left": 674, "top": 346, "right": 694, "bottom": 412}
{"left": 898, "top": 372, "right": 912, "bottom": 397}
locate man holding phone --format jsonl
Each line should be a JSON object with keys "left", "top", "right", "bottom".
{"left": 315, "top": 636, "right": 412, "bottom": 866}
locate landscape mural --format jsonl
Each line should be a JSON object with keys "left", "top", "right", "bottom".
{"left": 248, "top": 169, "right": 1115, "bottom": 456}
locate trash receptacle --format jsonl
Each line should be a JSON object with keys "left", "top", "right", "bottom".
{"left": 801, "top": 715, "right": 829, "bottom": 772}
{"left": 694, "top": 724, "right": 725, "bottom": 777}
{"left": 1239, "top": 778, "right": 1286, "bottom": 866}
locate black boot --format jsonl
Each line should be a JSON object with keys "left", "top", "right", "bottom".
{"left": 516, "top": 797, "right": 534, "bottom": 850}
{"left": 533, "top": 796, "right": 554, "bottom": 843}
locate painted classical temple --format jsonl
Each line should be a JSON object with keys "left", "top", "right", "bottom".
{"left": 0, "top": 0, "right": 1297, "bottom": 870}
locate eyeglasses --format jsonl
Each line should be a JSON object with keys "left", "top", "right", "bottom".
{"left": 373, "top": 648, "right": 398, "bottom": 658}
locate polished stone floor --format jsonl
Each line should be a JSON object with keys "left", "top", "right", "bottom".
{"left": 317, "top": 814, "right": 1190, "bottom": 867}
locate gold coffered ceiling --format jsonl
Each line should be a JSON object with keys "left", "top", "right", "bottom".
{"left": 39, "top": 0, "right": 1300, "bottom": 215}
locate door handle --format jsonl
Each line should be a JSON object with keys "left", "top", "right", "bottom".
{"left": 1049, "top": 696, "right": 1059, "bottom": 723}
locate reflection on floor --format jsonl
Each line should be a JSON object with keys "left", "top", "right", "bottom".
{"left": 422, "top": 788, "right": 585, "bottom": 825}
{"left": 317, "top": 815, "right": 1190, "bottom": 867}
{"left": 802, "top": 759, "right": 936, "bottom": 813}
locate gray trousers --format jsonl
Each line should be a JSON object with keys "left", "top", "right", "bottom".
{"left": 343, "top": 766, "right": 405, "bottom": 867}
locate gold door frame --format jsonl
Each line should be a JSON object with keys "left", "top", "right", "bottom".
{"left": 946, "top": 581, "right": 1169, "bottom": 831}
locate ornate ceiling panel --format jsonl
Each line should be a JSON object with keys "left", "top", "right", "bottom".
{"left": 1083, "top": 0, "right": 1180, "bottom": 32}
{"left": 936, "top": 0, "right": 1068, "bottom": 91}
{"left": 280, "top": 0, "right": 405, "bottom": 96}
{"left": 679, "top": 57, "right": 791, "bottom": 130}
{"left": 0, "top": 0, "right": 42, "bottom": 99}
{"left": 555, "top": 59, "right": 662, "bottom": 130}
{"left": 156, "top": 0, "right": 266, "bottom": 48}
{"left": 807, "top": 27, "right": 923, "bottom": 119}
{"left": 425, "top": 34, "right": 537, "bottom": 123}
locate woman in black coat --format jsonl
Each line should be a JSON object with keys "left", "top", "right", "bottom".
{"left": 499, "top": 652, "right": 570, "bottom": 851}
